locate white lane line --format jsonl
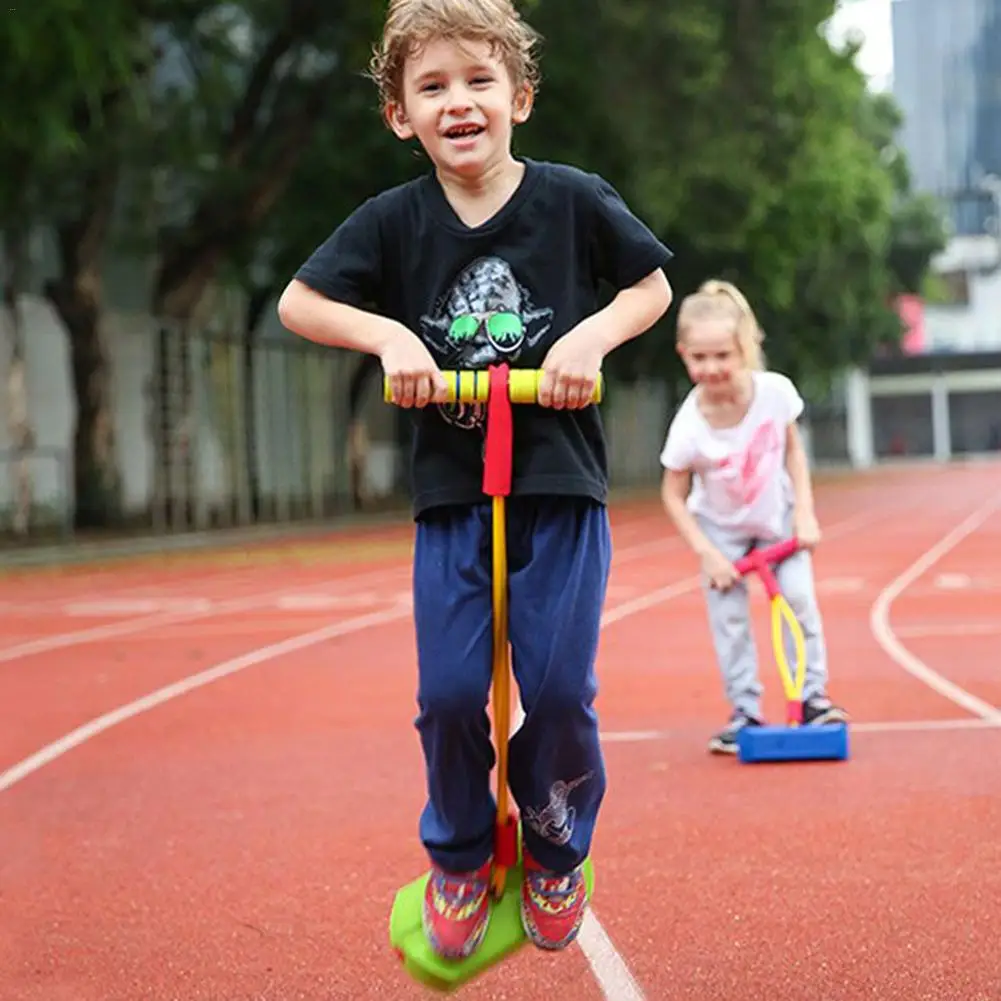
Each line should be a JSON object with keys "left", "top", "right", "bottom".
{"left": 0, "top": 565, "right": 412, "bottom": 664}
{"left": 0, "top": 603, "right": 412, "bottom": 793}
{"left": 514, "top": 506, "right": 886, "bottom": 1001}
{"left": 868, "top": 493, "right": 1001, "bottom": 723}
{"left": 0, "top": 522, "right": 666, "bottom": 664}
{"left": 578, "top": 912, "right": 647, "bottom": 1001}
{"left": 0, "top": 503, "right": 888, "bottom": 1001}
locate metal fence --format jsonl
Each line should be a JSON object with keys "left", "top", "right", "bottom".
{"left": 1, "top": 314, "right": 859, "bottom": 542}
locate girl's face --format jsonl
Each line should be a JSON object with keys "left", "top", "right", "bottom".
{"left": 677, "top": 319, "right": 743, "bottom": 392}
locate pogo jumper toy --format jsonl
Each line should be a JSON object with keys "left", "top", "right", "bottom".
{"left": 730, "top": 538, "right": 850, "bottom": 764}
{"left": 384, "top": 366, "right": 598, "bottom": 992}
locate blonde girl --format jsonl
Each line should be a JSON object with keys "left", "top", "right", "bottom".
{"left": 659, "top": 280, "right": 847, "bottom": 754}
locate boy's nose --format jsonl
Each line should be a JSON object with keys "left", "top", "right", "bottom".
{"left": 444, "top": 85, "right": 474, "bottom": 113}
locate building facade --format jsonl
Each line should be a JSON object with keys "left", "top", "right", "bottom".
{"left": 892, "top": 0, "right": 1001, "bottom": 236}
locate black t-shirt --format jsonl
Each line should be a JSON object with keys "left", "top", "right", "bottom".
{"left": 294, "top": 158, "right": 673, "bottom": 519}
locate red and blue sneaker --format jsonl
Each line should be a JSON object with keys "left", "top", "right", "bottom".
{"left": 422, "top": 859, "right": 492, "bottom": 959}
{"left": 520, "top": 849, "right": 588, "bottom": 950}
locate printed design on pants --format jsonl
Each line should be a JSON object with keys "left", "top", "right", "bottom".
{"left": 716, "top": 419, "right": 782, "bottom": 506}
{"left": 419, "top": 256, "right": 554, "bottom": 431}
{"left": 523, "top": 771, "right": 594, "bottom": 847}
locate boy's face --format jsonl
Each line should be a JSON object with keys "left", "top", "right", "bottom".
{"left": 387, "top": 37, "right": 532, "bottom": 179}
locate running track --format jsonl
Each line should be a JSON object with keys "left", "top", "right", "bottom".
{"left": 2, "top": 463, "right": 1000, "bottom": 1000}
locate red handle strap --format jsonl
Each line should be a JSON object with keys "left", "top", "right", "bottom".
{"left": 482, "top": 364, "right": 513, "bottom": 497}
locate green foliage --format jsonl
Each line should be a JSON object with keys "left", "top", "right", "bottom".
{"left": 2, "top": 0, "right": 952, "bottom": 408}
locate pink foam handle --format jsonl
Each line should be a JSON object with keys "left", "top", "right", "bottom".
{"left": 733, "top": 537, "right": 801, "bottom": 576}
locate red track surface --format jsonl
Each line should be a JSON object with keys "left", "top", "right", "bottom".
{"left": 2, "top": 464, "right": 1001, "bottom": 1000}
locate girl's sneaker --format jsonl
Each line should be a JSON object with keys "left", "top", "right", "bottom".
{"left": 520, "top": 849, "right": 588, "bottom": 950}
{"left": 422, "top": 859, "right": 492, "bottom": 959}
{"left": 802, "top": 695, "right": 848, "bottom": 725}
{"left": 708, "top": 711, "right": 763, "bottom": 754}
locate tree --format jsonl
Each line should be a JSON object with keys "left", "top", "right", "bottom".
{"left": 0, "top": 2, "right": 145, "bottom": 532}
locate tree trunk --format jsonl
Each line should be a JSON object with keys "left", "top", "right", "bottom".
{"left": 46, "top": 275, "right": 121, "bottom": 529}
{"left": 242, "top": 286, "right": 273, "bottom": 521}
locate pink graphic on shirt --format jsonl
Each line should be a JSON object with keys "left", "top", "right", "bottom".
{"left": 717, "top": 420, "right": 782, "bottom": 505}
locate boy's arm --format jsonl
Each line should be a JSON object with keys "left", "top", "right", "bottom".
{"left": 660, "top": 467, "right": 716, "bottom": 559}
{"left": 278, "top": 279, "right": 401, "bottom": 356}
{"left": 539, "top": 268, "right": 672, "bottom": 408}
{"left": 277, "top": 280, "right": 448, "bottom": 407}
{"left": 588, "top": 268, "right": 673, "bottom": 355}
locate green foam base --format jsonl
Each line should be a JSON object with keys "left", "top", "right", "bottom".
{"left": 389, "top": 857, "right": 596, "bottom": 992}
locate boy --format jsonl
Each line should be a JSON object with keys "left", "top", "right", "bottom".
{"left": 277, "top": 0, "right": 673, "bottom": 961}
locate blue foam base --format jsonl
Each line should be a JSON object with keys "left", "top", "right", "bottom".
{"left": 737, "top": 722, "right": 849, "bottom": 763}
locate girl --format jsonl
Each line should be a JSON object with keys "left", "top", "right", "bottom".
{"left": 659, "top": 280, "right": 847, "bottom": 754}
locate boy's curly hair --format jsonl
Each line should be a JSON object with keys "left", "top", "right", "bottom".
{"left": 369, "top": 0, "right": 542, "bottom": 112}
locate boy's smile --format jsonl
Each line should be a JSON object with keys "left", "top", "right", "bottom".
{"left": 388, "top": 37, "right": 532, "bottom": 182}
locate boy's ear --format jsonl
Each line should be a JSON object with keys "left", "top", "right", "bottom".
{"left": 512, "top": 83, "right": 534, "bottom": 124}
{"left": 385, "top": 101, "right": 414, "bottom": 140}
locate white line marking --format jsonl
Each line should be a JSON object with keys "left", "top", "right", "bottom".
{"left": 0, "top": 503, "right": 888, "bottom": 1001}
{"left": 599, "top": 717, "right": 1001, "bottom": 743}
{"left": 0, "top": 603, "right": 412, "bottom": 793}
{"left": 514, "top": 507, "right": 885, "bottom": 1001}
{"left": 275, "top": 592, "right": 405, "bottom": 611}
{"left": 3, "top": 512, "right": 880, "bottom": 794}
{"left": 0, "top": 570, "right": 406, "bottom": 664}
{"left": 869, "top": 492, "right": 1001, "bottom": 723}
{"left": 63, "top": 598, "right": 215, "bottom": 616}
{"left": 894, "top": 622, "right": 1001, "bottom": 639}
{"left": 0, "top": 518, "right": 666, "bottom": 664}
{"left": 934, "top": 572, "right": 972, "bottom": 590}
{"left": 578, "top": 912, "right": 647, "bottom": 1001}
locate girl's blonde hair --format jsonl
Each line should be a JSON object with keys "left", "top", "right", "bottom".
{"left": 676, "top": 279, "right": 766, "bottom": 371}
{"left": 368, "top": 0, "right": 542, "bottom": 113}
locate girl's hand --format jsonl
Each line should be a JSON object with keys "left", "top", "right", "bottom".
{"left": 794, "top": 508, "right": 822, "bottom": 550}
{"left": 701, "top": 547, "right": 740, "bottom": 592}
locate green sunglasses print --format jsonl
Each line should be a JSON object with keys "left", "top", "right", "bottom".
{"left": 448, "top": 311, "right": 523, "bottom": 350}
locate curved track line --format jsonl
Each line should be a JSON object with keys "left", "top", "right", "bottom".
{"left": 0, "top": 603, "right": 412, "bottom": 793}
{"left": 0, "top": 513, "right": 667, "bottom": 665}
{"left": 869, "top": 491, "right": 1001, "bottom": 723}
{"left": 0, "top": 506, "right": 888, "bottom": 796}
{"left": 0, "top": 503, "right": 891, "bottom": 1001}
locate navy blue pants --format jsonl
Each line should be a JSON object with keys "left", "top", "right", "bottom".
{"left": 413, "top": 496, "right": 611, "bottom": 875}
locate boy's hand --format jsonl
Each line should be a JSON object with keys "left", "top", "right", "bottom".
{"left": 793, "top": 508, "right": 822, "bottom": 550}
{"left": 380, "top": 327, "right": 449, "bottom": 408}
{"left": 701, "top": 547, "right": 740, "bottom": 592}
{"left": 538, "top": 321, "right": 605, "bottom": 410}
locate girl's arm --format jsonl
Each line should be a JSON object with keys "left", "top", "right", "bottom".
{"left": 785, "top": 422, "right": 816, "bottom": 518}
{"left": 660, "top": 468, "right": 716, "bottom": 559}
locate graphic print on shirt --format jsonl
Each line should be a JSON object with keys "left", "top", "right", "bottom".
{"left": 717, "top": 419, "right": 783, "bottom": 506}
{"left": 420, "top": 256, "right": 554, "bottom": 431}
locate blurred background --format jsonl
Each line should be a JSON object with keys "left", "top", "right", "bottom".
{"left": 1, "top": 0, "right": 998, "bottom": 547}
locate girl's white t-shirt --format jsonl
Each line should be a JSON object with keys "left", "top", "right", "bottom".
{"left": 659, "top": 370, "right": 804, "bottom": 538}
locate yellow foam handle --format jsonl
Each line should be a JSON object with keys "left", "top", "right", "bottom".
{"left": 383, "top": 369, "right": 604, "bottom": 405}
{"left": 489, "top": 493, "right": 511, "bottom": 899}
{"left": 770, "top": 594, "right": 807, "bottom": 709}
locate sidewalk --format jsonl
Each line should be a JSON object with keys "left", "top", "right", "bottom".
{"left": 0, "top": 505, "right": 415, "bottom": 570}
